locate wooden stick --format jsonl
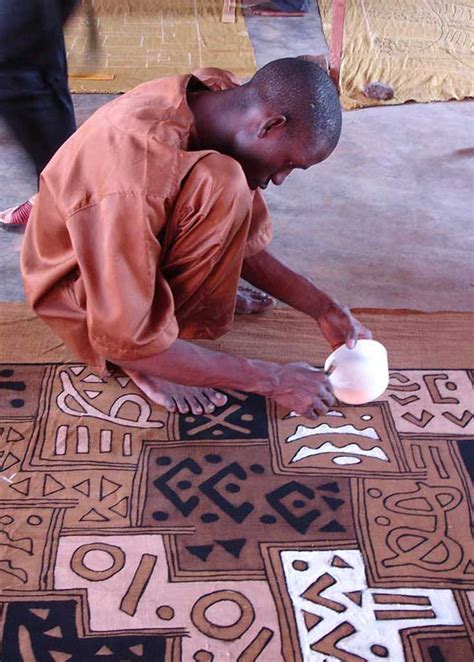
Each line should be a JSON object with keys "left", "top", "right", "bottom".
{"left": 222, "top": 0, "right": 236, "bottom": 23}
{"left": 329, "top": 0, "right": 346, "bottom": 90}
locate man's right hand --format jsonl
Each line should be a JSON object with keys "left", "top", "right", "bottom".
{"left": 269, "top": 362, "right": 335, "bottom": 419}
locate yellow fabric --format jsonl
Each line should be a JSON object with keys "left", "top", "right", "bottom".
{"left": 318, "top": 0, "right": 474, "bottom": 110}
{"left": 65, "top": 0, "right": 256, "bottom": 93}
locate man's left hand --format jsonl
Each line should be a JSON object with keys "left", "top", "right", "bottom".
{"left": 316, "top": 297, "right": 373, "bottom": 349}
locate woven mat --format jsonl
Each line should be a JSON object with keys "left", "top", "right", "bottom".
{"left": 65, "top": 0, "right": 256, "bottom": 93}
{"left": 1, "top": 303, "right": 473, "bottom": 660}
{"left": 318, "top": 0, "right": 474, "bottom": 110}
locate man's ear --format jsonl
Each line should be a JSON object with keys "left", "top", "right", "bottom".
{"left": 258, "top": 114, "right": 287, "bottom": 139}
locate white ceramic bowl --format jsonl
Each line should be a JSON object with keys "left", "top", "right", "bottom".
{"left": 324, "top": 339, "right": 389, "bottom": 405}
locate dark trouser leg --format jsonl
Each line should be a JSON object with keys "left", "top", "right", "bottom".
{"left": 0, "top": 36, "right": 76, "bottom": 176}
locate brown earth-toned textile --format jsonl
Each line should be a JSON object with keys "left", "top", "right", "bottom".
{"left": 0, "top": 304, "right": 473, "bottom": 659}
{"left": 318, "top": 0, "right": 474, "bottom": 110}
{"left": 65, "top": 0, "right": 256, "bottom": 93}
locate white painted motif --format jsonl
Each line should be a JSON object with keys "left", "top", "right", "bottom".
{"left": 281, "top": 549, "right": 462, "bottom": 661}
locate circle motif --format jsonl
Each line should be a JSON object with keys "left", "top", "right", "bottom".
{"left": 292, "top": 500, "right": 306, "bottom": 509}
{"left": 71, "top": 543, "right": 125, "bottom": 581}
{"left": 375, "top": 516, "right": 391, "bottom": 526}
{"left": 445, "top": 381, "right": 457, "bottom": 391}
{"left": 241, "top": 414, "right": 254, "bottom": 422}
{"left": 11, "top": 399, "right": 25, "bottom": 408}
{"left": 156, "top": 605, "right": 175, "bottom": 621}
{"left": 250, "top": 464, "right": 264, "bottom": 474}
{"left": 156, "top": 456, "right": 171, "bottom": 466}
{"left": 152, "top": 511, "right": 169, "bottom": 522}
{"left": 27, "top": 515, "right": 42, "bottom": 526}
{"left": 368, "top": 488, "right": 382, "bottom": 498}
{"left": 205, "top": 454, "right": 222, "bottom": 463}
{"left": 191, "top": 590, "right": 255, "bottom": 641}
{"left": 0, "top": 515, "right": 14, "bottom": 525}
{"left": 371, "top": 644, "right": 389, "bottom": 657}
{"left": 260, "top": 515, "right": 276, "bottom": 524}
{"left": 193, "top": 651, "right": 214, "bottom": 662}
{"left": 201, "top": 513, "right": 219, "bottom": 523}
{"left": 292, "top": 560, "right": 309, "bottom": 571}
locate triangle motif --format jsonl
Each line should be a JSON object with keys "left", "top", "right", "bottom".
{"left": 96, "top": 645, "right": 114, "bottom": 655}
{"left": 48, "top": 651, "right": 72, "bottom": 662}
{"left": 7, "top": 427, "right": 24, "bottom": 442}
{"left": 215, "top": 538, "right": 246, "bottom": 559}
{"left": 322, "top": 496, "right": 345, "bottom": 511}
{"left": 43, "top": 474, "right": 66, "bottom": 496}
{"left": 100, "top": 476, "right": 121, "bottom": 500}
{"left": 82, "top": 373, "right": 104, "bottom": 383}
{"left": 9, "top": 477, "right": 30, "bottom": 496}
{"left": 80, "top": 508, "right": 109, "bottom": 522}
{"left": 319, "top": 520, "right": 346, "bottom": 533}
{"left": 49, "top": 652, "right": 72, "bottom": 662}
{"left": 303, "top": 610, "right": 322, "bottom": 631}
{"left": 129, "top": 644, "right": 144, "bottom": 656}
{"left": 116, "top": 376, "right": 131, "bottom": 388}
{"left": 72, "top": 479, "right": 90, "bottom": 497}
{"left": 331, "top": 555, "right": 353, "bottom": 569}
{"left": 44, "top": 625, "right": 63, "bottom": 638}
{"left": 3, "top": 452, "right": 20, "bottom": 471}
{"left": 464, "top": 560, "right": 474, "bottom": 574}
{"left": 109, "top": 497, "right": 128, "bottom": 518}
{"left": 30, "top": 608, "right": 50, "bottom": 620}
{"left": 70, "top": 366, "right": 85, "bottom": 376}
{"left": 85, "top": 390, "right": 101, "bottom": 399}
{"left": 186, "top": 545, "right": 214, "bottom": 562}
{"left": 344, "top": 591, "right": 363, "bottom": 606}
{"left": 317, "top": 481, "right": 340, "bottom": 494}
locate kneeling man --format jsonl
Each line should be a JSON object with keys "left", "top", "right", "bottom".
{"left": 21, "top": 58, "right": 372, "bottom": 420}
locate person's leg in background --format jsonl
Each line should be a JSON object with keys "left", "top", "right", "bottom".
{"left": 0, "top": 0, "right": 79, "bottom": 225}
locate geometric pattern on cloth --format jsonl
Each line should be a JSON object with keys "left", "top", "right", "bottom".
{"left": 0, "top": 361, "right": 473, "bottom": 660}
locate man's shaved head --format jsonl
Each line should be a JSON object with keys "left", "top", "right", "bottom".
{"left": 244, "top": 57, "right": 342, "bottom": 152}
{"left": 188, "top": 56, "right": 343, "bottom": 190}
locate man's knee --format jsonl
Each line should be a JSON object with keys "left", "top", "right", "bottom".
{"left": 198, "top": 153, "right": 251, "bottom": 204}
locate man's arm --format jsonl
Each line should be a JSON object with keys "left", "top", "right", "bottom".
{"left": 242, "top": 248, "right": 372, "bottom": 348}
{"left": 116, "top": 338, "right": 334, "bottom": 419}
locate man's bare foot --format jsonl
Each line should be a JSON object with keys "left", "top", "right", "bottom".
{"left": 236, "top": 286, "right": 275, "bottom": 315}
{"left": 124, "top": 369, "right": 228, "bottom": 414}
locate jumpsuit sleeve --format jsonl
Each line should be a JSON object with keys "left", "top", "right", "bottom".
{"left": 66, "top": 192, "right": 179, "bottom": 362}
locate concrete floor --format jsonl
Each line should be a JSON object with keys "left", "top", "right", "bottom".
{"left": 1, "top": 4, "right": 473, "bottom": 311}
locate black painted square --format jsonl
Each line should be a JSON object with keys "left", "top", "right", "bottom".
{"left": 178, "top": 390, "right": 269, "bottom": 441}
{"left": 3, "top": 600, "right": 167, "bottom": 661}
{"left": 457, "top": 439, "right": 474, "bottom": 483}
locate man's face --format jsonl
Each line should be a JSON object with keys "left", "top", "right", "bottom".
{"left": 230, "top": 118, "right": 334, "bottom": 190}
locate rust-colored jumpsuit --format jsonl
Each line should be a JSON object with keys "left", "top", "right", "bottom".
{"left": 21, "top": 68, "right": 272, "bottom": 374}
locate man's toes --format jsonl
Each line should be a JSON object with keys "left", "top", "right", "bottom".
{"left": 174, "top": 396, "right": 190, "bottom": 414}
{"left": 187, "top": 396, "right": 203, "bottom": 416}
{"left": 200, "top": 392, "right": 216, "bottom": 413}
{"left": 208, "top": 390, "right": 227, "bottom": 407}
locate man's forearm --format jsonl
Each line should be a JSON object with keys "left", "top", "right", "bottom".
{"left": 242, "top": 249, "right": 330, "bottom": 318}
{"left": 115, "top": 338, "right": 278, "bottom": 395}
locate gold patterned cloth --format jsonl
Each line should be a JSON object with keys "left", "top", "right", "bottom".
{"left": 65, "top": 0, "right": 256, "bottom": 93}
{"left": 318, "top": 0, "right": 474, "bottom": 109}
